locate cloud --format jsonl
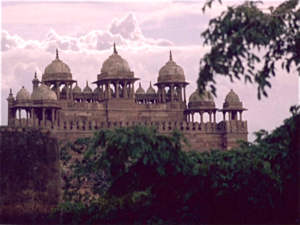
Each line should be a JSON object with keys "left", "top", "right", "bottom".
{"left": 1, "top": 30, "right": 25, "bottom": 51}
{"left": 1, "top": 12, "right": 173, "bottom": 54}
{"left": 109, "top": 12, "right": 137, "bottom": 39}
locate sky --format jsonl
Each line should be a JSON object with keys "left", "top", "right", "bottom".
{"left": 1, "top": 1, "right": 299, "bottom": 142}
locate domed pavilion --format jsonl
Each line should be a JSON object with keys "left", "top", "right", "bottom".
{"left": 154, "top": 51, "right": 188, "bottom": 103}
{"left": 92, "top": 43, "right": 139, "bottom": 101}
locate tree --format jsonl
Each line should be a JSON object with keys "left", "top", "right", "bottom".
{"left": 52, "top": 106, "right": 299, "bottom": 224}
{"left": 198, "top": 0, "right": 300, "bottom": 99}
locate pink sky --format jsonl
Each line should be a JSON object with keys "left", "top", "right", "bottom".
{"left": 1, "top": 1, "right": 299, "bottom": 142}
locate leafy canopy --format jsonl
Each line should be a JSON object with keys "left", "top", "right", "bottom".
{"left": 52, "top": 106, "right": 299, "bottom": 224}
{"left": 199, "top": 0, "right": 300, "bottom": 99}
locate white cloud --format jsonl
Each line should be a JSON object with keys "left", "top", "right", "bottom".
{"left": 1, "top": 30, "right": 25, "bottom": 51}
{"left": 1, "top": 12, "right": 173, "bottom": 55}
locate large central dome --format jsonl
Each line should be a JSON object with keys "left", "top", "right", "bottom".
{"left": 44, "top": 50, "right": 71, "bottom": 74}
{"left": 43, "top": 49, "right": 72, "bottom": 81}
{"left": 157, "top": 51, "right": 185, "bottom": 83}
{"left": 100, "top": 44, "right": 131, "bottom": 74}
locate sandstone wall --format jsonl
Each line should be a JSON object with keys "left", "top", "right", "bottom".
{"left": 0, "top": 126, "right": 61, "bottom": 224}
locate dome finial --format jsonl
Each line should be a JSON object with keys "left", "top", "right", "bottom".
{"left": 113, "top": 43, "right": 118, "bottom": 54}
{"left": 56, "top": 48, "right": 59, "bottom": 59}
{"left": 170, "top": 50, "right": 172, "bottom": 60}
{"left": 10, "top": 88, "right": 12, "bottom": 95}
{"left": 34, "top": 71, "right": 37, "bottom": 78}
{"left": 150, "top": 81, "right": 152, "bottom": 86}
{"left": 139, "top": 82, "right": 141, "bottom": 87}
{"left": 86, "top": 81, "right": 88, "bottom": 86}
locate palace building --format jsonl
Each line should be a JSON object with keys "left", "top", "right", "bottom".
{"left": 7, "top": 45, "right": 248, "bottom": 151}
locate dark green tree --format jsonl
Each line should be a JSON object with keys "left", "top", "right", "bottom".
{"left": 199, "top": 0, "right": 300, "bottom": 99}
{"left": 52, "top": 106, "right": 299, "bottom": 224}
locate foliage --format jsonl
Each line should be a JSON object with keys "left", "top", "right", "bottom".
{"left": 199, "top": 0, "right": 300, "bottom": 99}
{"left": 52, "top": 106, "right": 299, "bottom": 224}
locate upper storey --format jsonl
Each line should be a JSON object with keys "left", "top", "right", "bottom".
{"left": 157, "top": 51, "right": 185, "bottom": 83}
{"left": 42, "top": 49, "right": 72, "bottom": 82}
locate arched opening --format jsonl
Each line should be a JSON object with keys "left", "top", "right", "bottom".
{"left": 203, "top": 112, "right": 210, "bottom": 123}
{"left": 194, "top": 113, "right": 200, "bottom": 123}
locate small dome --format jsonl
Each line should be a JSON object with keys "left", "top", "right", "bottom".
{"left": 189, "top": 89, "right": 214, "bottom": 103}
{"left": 101, "top": 44, "right": 130, "bottom": 74}
{"left": 225, "top": 89, "right": 240, "bottom": 103}
{"left": 44, "top": 49, "right": 71, "bottom": 74}
{"left": 94, "top": 86, "right": 101, "bottom": 94}
{"left": 16, "top": 86, "right": 31, "bottom": 101}
{"left": 32, "top": 84, "right": 57, "bottom": 101}
{"left": 146, "top": 82, "right": 156, "bottom": 94}
{"left": 73, "top": 83, "right": 82, "bottom": 93}
{"left": 158, "top": 51, "right": 185, "bottom": 83}
{"left": 83, "top": 81, "right": 92, "bottom": 94}
{"left": 136, "top": 82, "right": 145, "bottom": 94}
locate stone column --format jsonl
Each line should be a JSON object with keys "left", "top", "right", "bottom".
{"left": 170, "top": 84, "right": 174, "bottom": 102}
{"left": 26, "top": 110, "right": 28, "bottom": 125}
{"left": 70, "top": 83, "right": 73, "bottom": 100}
{"left": 187, "top": 113, "right": 190, "bottom": 123}
{"left": 208, "top": 111, "right": 212, "bottom": 123}
{"left": 108, "top": 81, "right": 111, "bottom": 99}
{"left": 223, "top": 111, "right": 226, "bottom": 122}
{"left": 192, "top": 112, "right": 194, "bottom": 123}
{"left": 213, "top": 111, "right": 216, "bottom": 123}
{"left": 98, "top": 84, "right": 102, "bottom": 101}
{"left": 66, "top": 82, "right": 70, "bottom": 100}
{"left": 132, "top": 81, "right": 135, "bottom": 99}
{"left": 51, "top": 109, "right": 55, "bottom": 122}
{"left": 240, "top": 111, "right": 243, "bottom": 121}
{"left": 158, "top": 85, "right": 161, "bottom": 102}
{"left": 115, "top": 81, "right": 119, "bottom": 99}
{"left": 179, "top": 84, "right": 183, "bottom": 102}
{"left": 31, "top": 108, "right": 34, "bottom": 120}
{"left": 162, "top": 85, "right": 165, "bottom": 103}
{"left": 19, "top": 108, "right": 21, "bottom": 125}
{"left": 56, "top": 82, "right": 61, "bottom": 100}
{"left": 229, "top": 111, "right": 231, "bottom": 121}
{"left": 128, "top": 82, "right": 132, "bottom": 98}
{"left": 42, "top": 108, "right": 45, "bottom": 126}
{"left": 124, "top": 81, "right": 128, "bottom": 99}
{"left": 183, "top": 85, "right": 186, "bottom": 103}
{"left": 200, "top": 111, "right": 204, "bottom": 124}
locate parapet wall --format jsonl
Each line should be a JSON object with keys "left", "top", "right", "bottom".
{"left": 9, "top": 118, "right": 247, "bottom": 134}
{"left": 0, "top": 126, "right": 61, "bottom": 224}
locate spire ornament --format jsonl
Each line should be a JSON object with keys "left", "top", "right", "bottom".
{"left": 113, "top": 43, "right": 118, "bottom": 54}
{"left": 170, "top": 50, "right": 172, "bottom": 60}
{"left": 34, "top": 71, "right": 37, "bottom": 79}
{"left": 56, "top": 48, "right": 59, "bottom": 59}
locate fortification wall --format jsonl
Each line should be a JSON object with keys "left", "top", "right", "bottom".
{"left": 7, "top": 118, "right": 248, "bottom": 151}
{"left": 0, "top": 126, "right": 61, "bottom": 224}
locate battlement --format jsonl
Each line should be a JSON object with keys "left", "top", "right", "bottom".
{"left": 8, "top": 117, "right": 247, "bottom": 134}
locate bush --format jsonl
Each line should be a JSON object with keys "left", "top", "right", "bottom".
{"left": 52, "top": 106, "right": 300, "bottom": 224}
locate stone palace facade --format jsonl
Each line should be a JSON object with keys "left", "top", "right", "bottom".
{"left": 6, "top": 45, "right": 248, "bottom": 151}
